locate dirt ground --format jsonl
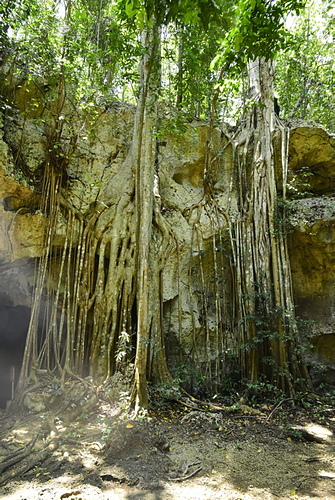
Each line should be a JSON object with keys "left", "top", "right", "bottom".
{"left": 0, "top": 387, "right": 335, "bottom": 500}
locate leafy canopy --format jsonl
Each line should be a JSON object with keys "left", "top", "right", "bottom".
{"left": 211, "top": 0, "right": 307, "bottom": 70}
{"left": 4, "top": 0, "right": 334, "bottom": 131}
{"left": 124, "top": 0, "right": 233, "bottom": 26}
{"left": 275, "top": 0, "right": 335, "bottom": 131}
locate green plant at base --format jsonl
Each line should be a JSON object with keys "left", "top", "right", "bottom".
{"left": 287, "top": 166, "right": 314, "bottom": 199}
{"left": 285, "top": 423, "right": 303, "bottom": 439}
{"left": 242, "top": 377, "right": 286, "bottom": 405}
{"left": 148, "top": 381, "right": 182, "bottom": 410}
{"left": 274, "top": 197, "right": 296, "bottom": 237}
{"left": 173, "top": 361, "right": 208, "bottom": 397}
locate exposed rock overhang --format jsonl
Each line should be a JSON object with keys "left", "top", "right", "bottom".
{"left": 0, "top": 112, "right": 334, "bottom": 375}
{"left": 287, "top": 121, "right": 335, "bottom": 195}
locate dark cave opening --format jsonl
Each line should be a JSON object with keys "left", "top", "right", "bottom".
{"left": 0, "top": 305, "right": 31, "bottom": 409}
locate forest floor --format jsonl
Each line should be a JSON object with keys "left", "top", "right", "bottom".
{"left": 0, "top": 384, "right": 335, "bottom": 500}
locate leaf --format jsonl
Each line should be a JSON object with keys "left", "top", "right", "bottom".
{"left": 126, "top": 423, "right": 134, "bottom": 428}
{"left": 210, "top": 53, "right": 221, "bottom": 71}
{"left": 234, "top": 33, "right": 243, "bottom": 52}
{"left": 125, "top": 0, "right": 139, "bottom": 18}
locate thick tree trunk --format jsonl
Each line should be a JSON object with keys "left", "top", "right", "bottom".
{"left": 130, "top": 24, "right": 173, "bottom": 412}
{"left": 17, "top": 21, "right": 173, "bottom": 412}
{"left": 132, "top": 27, "right": 157, "bottom": 411}
{"left": 233, "top": 58, "right": 311, "bottom": 394}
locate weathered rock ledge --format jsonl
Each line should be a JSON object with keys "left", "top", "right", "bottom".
{"left": 0, "top": 107, "right": 334, "bottom": 381}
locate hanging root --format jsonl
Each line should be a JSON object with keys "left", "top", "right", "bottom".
{"left": 0, "top": 435, "right": 38, "bottom": 475}
{"left": 230, "top": 100, "right": 312, "bottom": 393}
{"left": 0, "top": 435, "right": 59, "bottom": 486}
{"left": 169, "top": 462, "right": 202, "bottom": 482}
{"left": 18, "top": 134, "right": 175, "bottom": 400}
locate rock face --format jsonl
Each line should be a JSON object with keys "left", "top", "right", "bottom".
{"left": 0, "top": 103, "right": 334, "bottom": 385}
{"left": 288, "top": 124, "right": 335, "bottom": 195}
{"left": 280, "top": 123, "right": 335, "bottom": 381}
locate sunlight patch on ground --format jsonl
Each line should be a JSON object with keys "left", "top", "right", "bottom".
{"left": 12, "top": 428, "right": 29, "bottom": 436}
{"left": 166, "top": 479, "right": 277, "bottom": 500}
{"left": 304, "top": 423, "right": 333, "bottom": 442}
{"left": 1, "top": 482, "right": 119, "bottom": 500}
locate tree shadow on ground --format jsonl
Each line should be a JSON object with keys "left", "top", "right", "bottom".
{"left": 0, "top": 395, "right": 335, "bottom": 500}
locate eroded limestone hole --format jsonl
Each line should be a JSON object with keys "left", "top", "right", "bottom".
{"left": 0, "top": 304, "right": 30, "bottom": 408}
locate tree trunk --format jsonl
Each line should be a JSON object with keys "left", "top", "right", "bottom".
{"left": 176, "top": 28, "right": 183, "bottom": 106}
{"left": 232, "top": 57, "right": 311, "bottom": 394}
{"left": 132, "top": 26, "right": 158, "bottom": 411}
{"left": 132, "top": 23, "right": 174, "bottom": 412}
{"left": 17, "top": 19, "right": 173, "bottom": 413}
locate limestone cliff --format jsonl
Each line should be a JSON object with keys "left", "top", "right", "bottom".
{"left": 0, "top": 103, "right": 334, "bottom": 384}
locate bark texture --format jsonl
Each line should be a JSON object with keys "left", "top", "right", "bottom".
{"left": 231, "top": 58, "right": 311, "bottom": 394}
{"left": 2, "top": 56, "right": 333, "bottom": 410}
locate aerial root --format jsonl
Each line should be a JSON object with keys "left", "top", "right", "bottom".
{"left": 0, "top": 435, "right": 59, "bottom": 486}
{"left": 169, "top": 461, "right": 202, "bottom": 482}
{"left": 0, "top": 435, "right": 38, "bottom": 475}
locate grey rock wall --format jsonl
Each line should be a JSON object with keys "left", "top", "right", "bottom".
{"left": 0, "top": 106, "right": 334, "bottom": 383}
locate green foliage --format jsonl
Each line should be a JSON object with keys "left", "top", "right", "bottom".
{"left": 212, "top": 0, "right": 307, "bottom": 71}
{"left": 285, "top": 423, "right": 303, "bottom": 438}
{"left": 244, "top": 378, "right": 286, "bottom": 402}
{"left": 123, "top": 0, "right": 232, "bottom": 27}
{"left": 151, "top": 381, "right": 181, "bottom": 400}
{"left": 2, "top": 0, "right": 141, "bottom": 111}
{"left": 287, "top": 166, "right": 314, "bottom": 198}
{"left": 275, "top": 0, "right": 335, "bottom": 131}
{"left": 173, "top": 361, "right": 207, "bottom": 396}
{"left": 0, "top": 1, "right": 19, "bottom": 57}
{"left": 158, "top": 113, "right": 187, "bottom": 137}
{"left": 162, "top": 23, "right": 224, "bottom": 118}
{"left": 274, "top": 197, "right": 296, "bottom": 236}
{"left": 148, "top": 381, "right": 182, "bottom": 410}
{"left": 115, "top": 330, "right": 134, "bottom": 366}
{"left": 2, "top": 0, "right": 322, "bottom": 128}
{"left": 46, "top": 376, "right": 63, "bottom": 396}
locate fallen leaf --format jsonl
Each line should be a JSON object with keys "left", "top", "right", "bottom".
{"left": 60, "top": 491, "right": 81, "bottom": 499}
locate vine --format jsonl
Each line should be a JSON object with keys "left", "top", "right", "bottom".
{"left": 15, "top": 21, "right": 176, "bottom": 415}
